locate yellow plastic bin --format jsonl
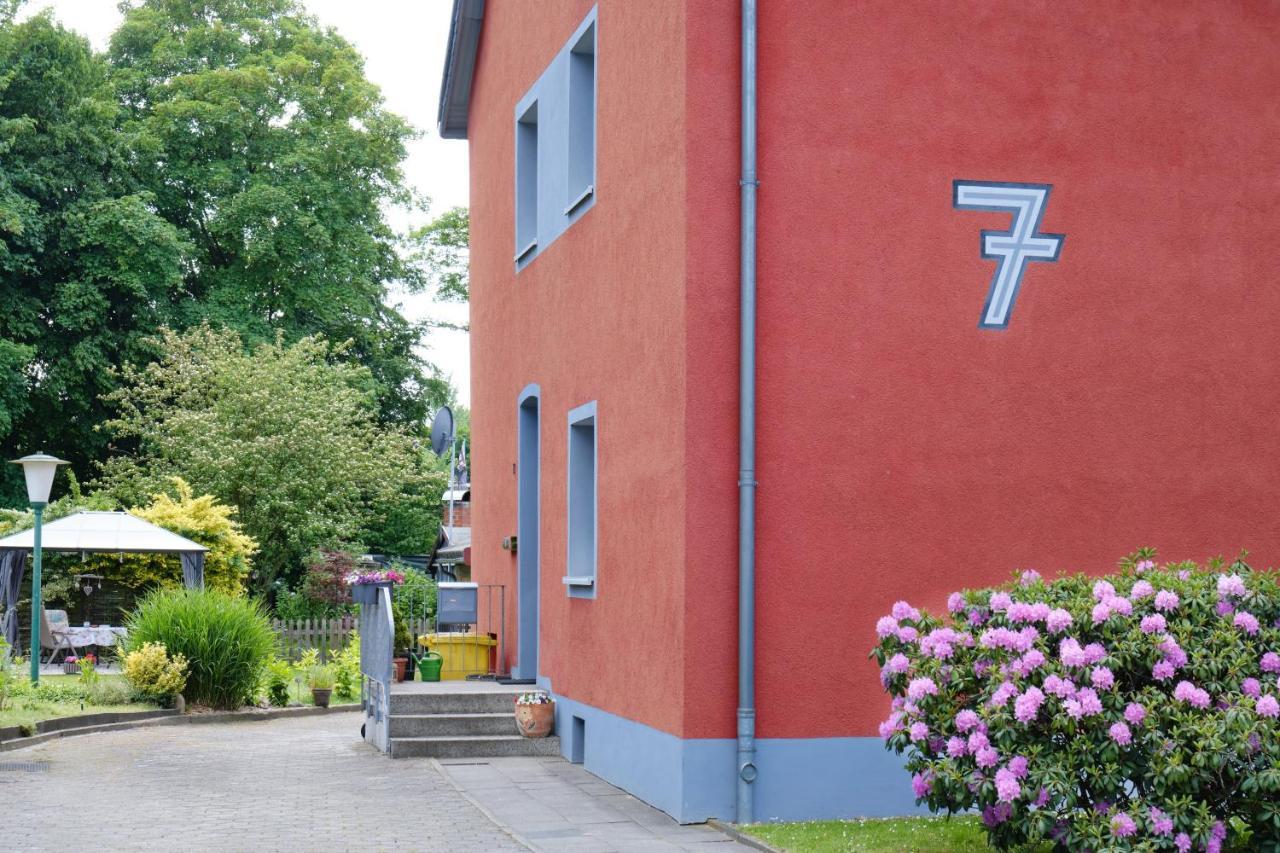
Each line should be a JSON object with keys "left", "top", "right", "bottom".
{"left": 417, "top": 632, "right": 497, "bottom": 680}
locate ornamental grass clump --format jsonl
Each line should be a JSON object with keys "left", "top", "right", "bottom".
{"left": 126, "top": 588, "right": 275, "bottom": 709}
{"left": 872, "top": 550, "right": 1280, "bottom": 852}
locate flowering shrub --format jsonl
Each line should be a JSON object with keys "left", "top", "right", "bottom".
{"left": 122, "top": 642, "right": 189, "bottom": 701}
{"left": 342, "top": 568, "right": 405, "bottom": 585}
{"left": 872, "top": 551, "right": 1280, "bottom": 851}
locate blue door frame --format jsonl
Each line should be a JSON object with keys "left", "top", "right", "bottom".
{"left": 516, "top": 385, "right": 541, "bottom": 680}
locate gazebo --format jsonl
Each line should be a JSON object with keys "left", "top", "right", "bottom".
{"left": 0, "top": 511, "right": 208, "bottom": 650}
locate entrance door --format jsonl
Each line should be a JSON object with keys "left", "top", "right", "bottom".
{"left": 516, "top": 386, "right": 541, "bottom": 680}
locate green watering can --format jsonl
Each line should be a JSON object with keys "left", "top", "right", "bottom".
{"left": 416, "top": 651, "right": 443, "bottom": 682}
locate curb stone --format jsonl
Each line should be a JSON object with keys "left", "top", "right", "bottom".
{"left": 707, "top": 820, "right": 784, "bottom": 853}
{"left": 0, "top": 702, "right": 361, "bottom": 752}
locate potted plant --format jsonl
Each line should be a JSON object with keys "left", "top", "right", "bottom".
{"left": 392, "top": 607, "right": 412, "bottom": 682}
{"left": 343, "top": 568, "right": 405, "bottom": 605}
{"left": 62, "top": 654, "right": 79, "bottom": 675}
{"left": 309, "top": 665, "right": 335, "bottom": 708}
{"left": 514, "top": 691, "right": 555, "bottom": 738}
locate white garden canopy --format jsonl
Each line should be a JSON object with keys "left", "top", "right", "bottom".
{"left": 0, "top": 511, "right": 207, "bottom": 648}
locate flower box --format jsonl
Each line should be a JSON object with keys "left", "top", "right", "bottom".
{"left": 351, "top": 582, "right": 391, "bottom": 605}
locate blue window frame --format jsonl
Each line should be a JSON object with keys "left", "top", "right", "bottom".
{"left": 564, "top": 401, "right": 597, "bottom": 598}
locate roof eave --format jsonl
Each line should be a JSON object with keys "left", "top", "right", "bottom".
{"left": 438, "top": 0, "right": 485, "bottom": 140}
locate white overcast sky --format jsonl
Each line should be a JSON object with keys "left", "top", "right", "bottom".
{"left": 18, "top": 0, "right": 473, "bottom": 406}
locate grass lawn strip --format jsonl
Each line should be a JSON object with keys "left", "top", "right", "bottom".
{"left": 741, "top": 816, "right": 991, "bottom": 852}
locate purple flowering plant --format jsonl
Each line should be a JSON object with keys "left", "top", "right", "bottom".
{"left": 872, "top": 549, "right": 1280, "bottom": 851}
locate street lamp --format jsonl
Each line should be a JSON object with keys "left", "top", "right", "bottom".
{"left": 10, "top": 452, "right": 67, "bottom": 683}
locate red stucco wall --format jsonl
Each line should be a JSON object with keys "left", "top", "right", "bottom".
{"left": 470, "top": 0, "right": 1280, "bottom": 745}
{"left": 683, "top": 0, "right": 1280, "bottom": 740}
{"left": 467, "top": 0, "right": 690, "bottom": 735}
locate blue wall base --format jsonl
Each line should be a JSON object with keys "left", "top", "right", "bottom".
{"left": 539, "top": 680, "right": 928, "bottom": 824}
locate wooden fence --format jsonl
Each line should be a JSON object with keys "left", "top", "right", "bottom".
{"left": 271, "top": 616, "right": 437, "bottom": 662}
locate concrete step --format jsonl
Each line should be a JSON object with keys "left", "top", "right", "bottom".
{"left": 389, "top": 691, "right": 521, "bottom": 715}
{"left": 390, "top": 734, "right": 561, "bottom": 759}
{"left": 389, "top": 712, "right": 516, "bottom": 738}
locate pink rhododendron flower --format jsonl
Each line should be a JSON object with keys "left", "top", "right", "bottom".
{"left": 974, "top": 746, "right": 999, "bottom": 769}
{"left": 989, "top": 591, "right": 1013, "bottom": 612}
{"left": 990, "top": 681, "right": 1018, "bottom": 708}
{"left": 1111, "top": 812, "right": 1136, "bottom": 839}
{"left": 1215, "top": 599, "right": 1235, "bottom": 617}
{"left": 967, "top": 609, "right": 986, "bottom": 627}
{"left": 1178, "top": 569, "right": 1191, "bottom": 580}
{"left": 946, "top": 736, "right": 967, "bottom": 758}
{"left": 1006, "top": 601, "right": 1035, "bottom": 623}
{"left": 1149, "top": 807, "right": 1173, "bottom": 836}
{"left": 1234, "top": 611, "right": 1260, "bottom": 635}
{"left": 955, "top": 709, "right": 980, "bottom": 732}
{"left": 1135, "top": 558, "right": 1155, "bottom": 573}
{"left": 1059, "top": 638, "right": 1089, "bottom": 667}
{"left": 1108, "top": 721, "right": 1131, "bottom": 745}
{"left": 910, "top": 772, "right": 932, "bottom": 797}
{"left": 1091, "top": 666, "right": 1115, "bottom": 691}
{"left": 1140, "top": 614, "right": 1166, "bottom": 634}
{"left": 909, "top": 721, "right": 929, "bottom": 742}
{"left": 1216, "top": 574, "right": 1246, "bottom": 598}
{"left": 1174, "top": 832, "right": 1191, "bottom": 852}
{"left": 1014, "top": 686, "right": 1045, "bottom": 723}
{"left": 1017, "top": 649, "right": 1045, "bottom": 675}
{"left": 1154, "top": 590, "right": 1180, "bottom": 611}
{"left": 907, "top": 677, "right": 938, "bottom": 701}
{"left": 1084, "top": 643, "right": 1107, "bottom": 665}
{"left": 891, "top": 601, "right": 920, "bottom": 621}
{"left": 1044, "top": 674, "right": 1076, "bottom": 699}
{"left": 896, "top": 626, "right": 918, "bottom": 643}
{"left": 967, "top": 730, "right": 989, "bottom": 753}
{"left": 947, "top": 591, "right": 965, "bottom": 613}
{"left": 1262, "top": 652, "right": 1280, "bottom": 674}
{"left": 1007, "top": 755, "right": 1028, "bottom": 779}
{"left": 1242, "top": 677, "right": 1262, "bottom": 698}
{"left": 1046, "top": 608, "right": 1073, "bottom": 633}
{"left": 1033, "top": 787, "right": 1050, "bottom": 808}
{"left": 1091, "top": 601, "right": 1112, "bottom": 624}
{"left": 1124, "top": 702, "right": 1146, "bottom": 725}
{"left": 1020, "top": 569, "right": 1042, "bottom": 586}
{"left": 1130, "top": 579, "right": 1154, "bottom": 599}
{"left": 994, "top": 767, "right": 1021, "bottom": 802}
{"left": 1173, "top": 680, "right": 1210, "bottom": 708}
{"left": 875, "top": 616, "right": 898, "bottom": 638}
{"left": 1258, "top": 695, "right": 1280, "bottom": 718}
{"left": 982, "top": 802, "right": 1011, "bottom": 827}
{"left": 1158, "top": 637, "right": 1187, "bottom": 668}
{"left": 878, "top": 712, "right": 902, "bottom": 739}
{"left": 1092, "top": 580, "right": 1116, "bottom": 601}
{"left": 1107, "top": 596, "right": 1132, "bottom": 616}
{"left": 1152, "top": 660, "right": 1176, "bottom": 681}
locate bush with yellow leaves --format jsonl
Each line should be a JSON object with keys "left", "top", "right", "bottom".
{"left": 122, "top": 642, "right": 189, "bottom": 701}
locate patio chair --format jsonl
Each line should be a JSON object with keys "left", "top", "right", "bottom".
{"left": 41, "top": 608, "right": 83, "bottom": 665}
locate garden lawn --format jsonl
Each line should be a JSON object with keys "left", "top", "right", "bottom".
{"left": 741, "top": 817, "right": 993, "bottom": 852}
{"left": 0, "top": 675, "right": 159, "bottom": 730}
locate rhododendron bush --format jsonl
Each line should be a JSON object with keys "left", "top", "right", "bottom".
{"left": 871, "top": 551, "right": 1280, "bottom": 852}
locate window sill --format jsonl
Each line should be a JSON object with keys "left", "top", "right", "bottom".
{"left": 564, "top": 184, "right": 594, "bottom": 216}
{"left": 561, "top": 576, "right": 595, "bottom": 588}
{"left": 514, "top": 239, "right": 538, "bottom": 263}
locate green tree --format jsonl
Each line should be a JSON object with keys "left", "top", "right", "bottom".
{"left": 0, "top": 12, "right": 188, "bottom": 501}
{"left": 99, "top": 325, "right": 444, "bottom": 594}
{"left": 109, "top": 0, "right": 444, "bottom": 429}
{"left": 411, "top": 206, "right": 470, "bottom": 311}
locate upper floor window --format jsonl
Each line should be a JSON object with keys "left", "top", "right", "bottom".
{"left": 566, "top": 21, "right": 596, "bottom": 214}
{"left": 515, "top": 102, "right": 539, "bottom": 262}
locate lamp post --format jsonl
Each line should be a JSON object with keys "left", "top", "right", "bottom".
{"left": 10, "top": 453, "right": 67, "bottom": 683}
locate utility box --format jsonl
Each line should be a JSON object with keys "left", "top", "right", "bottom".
{"left": 437, "top": 581, "right": 478, "bottom": 628}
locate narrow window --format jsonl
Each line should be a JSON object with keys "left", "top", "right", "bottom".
{"left": 565, "top": 402, "right": 597, "bottom": 597}
{"left": 566, "top": 22, "right": 595, "bottom": 214}
{"left": 515, "top": 102, "right": 539, "bottom": 262}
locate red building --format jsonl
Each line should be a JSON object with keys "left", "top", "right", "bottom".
{"left": 439, "top": 0, "right": 1280, "bottom": 823}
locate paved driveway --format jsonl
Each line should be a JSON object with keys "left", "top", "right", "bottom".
{"left": 0, "top": 712, "right": 753, "bottom": 853}
{"left": 0, "top": 712, "right": 521, "bottom": 852}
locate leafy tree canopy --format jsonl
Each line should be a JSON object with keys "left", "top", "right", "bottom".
{"left": 98, "top": 325, "right": 445, "bottom": 594}
{"left": 410, "top": 206, "right": 470, "bottom": 309}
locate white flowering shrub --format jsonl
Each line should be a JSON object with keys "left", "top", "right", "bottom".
{"left": 872, "top": 550, "right": 1280, "bottom": 852}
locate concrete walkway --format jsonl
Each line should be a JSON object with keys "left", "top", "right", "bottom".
{"left": 0, "top": 709, "right": 752, "bottom": 852}
{"left": 437, "top": 756, "right": 754, "bottom": 852}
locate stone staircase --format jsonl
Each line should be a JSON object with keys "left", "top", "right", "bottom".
{"left": 388, "top": 687, "right": 562, "bottom": 759}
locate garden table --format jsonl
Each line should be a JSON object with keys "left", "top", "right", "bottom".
{"left": 62, "top": 625, "right": 128, "bottom": 649}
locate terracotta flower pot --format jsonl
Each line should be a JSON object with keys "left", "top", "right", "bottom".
{"left": 515, "top": 700, "right": 555, "bottom": 738}
{"left": 393, "top": 657, "right": 409, "bottom": 683}
{"left": 311, "top": 688, "right": 332, "bottom": 708}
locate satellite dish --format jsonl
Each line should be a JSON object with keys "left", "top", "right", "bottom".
{"left": 430, "top": 406, "right": 455, "bottom": 456}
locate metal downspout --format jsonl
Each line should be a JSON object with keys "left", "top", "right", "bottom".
{"left": 736, "top": 0, "right": 759, "bottom": 826}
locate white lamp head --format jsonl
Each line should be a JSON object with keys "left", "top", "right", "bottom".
{"left": 9, "top": 452, "right": 69, "bottom": 505}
